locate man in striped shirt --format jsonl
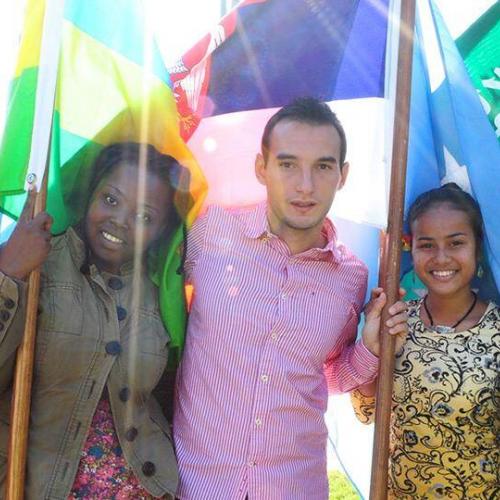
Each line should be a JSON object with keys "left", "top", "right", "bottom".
{"left": 173, "top": 98, "right": 407, "bottom": 499}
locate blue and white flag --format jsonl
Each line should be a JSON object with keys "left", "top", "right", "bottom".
{"left": 404, "top": 0, "right": 500, "bottom": 299}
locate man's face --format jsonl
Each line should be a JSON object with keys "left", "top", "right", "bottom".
{"left": 255, "top": 120, "right": 349, "bottom": 247}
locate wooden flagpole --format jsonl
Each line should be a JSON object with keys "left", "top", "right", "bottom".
{"left": 5, "top": 175, "right": 48, "bottom": 500}
{"left": 369, "top": 0, "right": 416, "bottom": 499}
{"left": 4, "top": 0, "right": 65, "bottom": 496}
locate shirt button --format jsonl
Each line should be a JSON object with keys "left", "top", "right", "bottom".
{"left": 280, "top": 293, "right": 287, "bottom": 300}
{"left": 4, "top": 298, "right": 15, "bottom": 309}
{"left": 247, "top": 461, "right": 256, "bottom": 467}
{"left": 255, "top": 418, "right": 262, "bottom": 427}
{"left": 142, "top": 461, "right": 156, "bottom": 477}
{"left": 105, "top": 341, "right": 122, "bottom": 355}
{"left": 260, "top": 374, "right": 269, "bottom": 383}
{"left": 119, "top": 387, "right": 130, "bottom": 402}
{"left": 108, "top": 277, "right": 123, "bottom": 290}
{"left": 116, "top": 306, "right": 127, "bottom": 321}
{"left": 270, "top": 332, "right": 278, "bottom": 340}
{"left": 125, "top": 426, "right": 138, "bottom": 441}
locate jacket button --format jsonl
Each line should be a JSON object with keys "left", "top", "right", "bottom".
{"left": 0, "top": 310, "right": 10, "bottom": 322}
{"left": 4, "top": 298, "right": 15, "bottom": 309}
{"left": 119, "top": 387, "right": 130, "bottom": 402}
{"left": 142, "top": 461, "right": 156, "bottom": 477}
{"left": 125, "top": 426, "right": 138, "bottom": 441}
{"left": 0, "top": 322, "right": 4, "bottom": 331}
{"left": 116, "top": 306, "right": 127, "bottom": 321}
{"left": 79, "top": 263, "right": 90, "bottom": 274}
{"left": 105, "top": 341, "right": 122, "bottom": 355}
{"left": 108, "top": 277, "right": 123, "bottom": 290}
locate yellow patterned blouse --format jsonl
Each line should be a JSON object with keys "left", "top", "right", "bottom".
{"left": 352, "top": 300, "right": 499, "bottom": 499}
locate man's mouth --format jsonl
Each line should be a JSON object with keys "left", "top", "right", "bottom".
{"left": 291, "top": 200, "right": 316, "bottom": 209}
{"left": 101, "top": 231, "right": 124, "bottom": 245}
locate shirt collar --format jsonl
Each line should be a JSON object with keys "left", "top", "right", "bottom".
{"left": 243, "top": 202, "right": 270, "bottom": 240}
{"left": 244, "top": 202, "right": 342, "bottom": 262}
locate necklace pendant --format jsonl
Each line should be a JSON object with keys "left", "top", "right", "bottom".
{"left": 431, "top": 325, "right": 456, "bottom": 334}
{"left": 423, "top": 292, "right": 477, "bottom": 334}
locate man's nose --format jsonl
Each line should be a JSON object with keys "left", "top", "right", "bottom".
{"left": 297, "top": 168, "right": 314, "bottom": 194}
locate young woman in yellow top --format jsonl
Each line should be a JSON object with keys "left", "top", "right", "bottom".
{"left": 353, "top": 183, "right": 499, "bottom": 499}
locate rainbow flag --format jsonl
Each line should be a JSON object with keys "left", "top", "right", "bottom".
{"left": 0, "top": 0, "right": 207, "bottom": 349}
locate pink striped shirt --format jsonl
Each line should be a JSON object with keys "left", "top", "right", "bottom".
{"left": 174, "top": 203, "right": 378, "bottom": 499}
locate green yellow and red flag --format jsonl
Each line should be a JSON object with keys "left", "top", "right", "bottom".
{"left": 0, "top": 0, "right": 207, "bottom": 350}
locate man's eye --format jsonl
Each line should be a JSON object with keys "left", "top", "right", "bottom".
{"left": 417, "top": 243, "right": 433, "bottom": 249}
{"left": 279, "top": 161, "right": 293, "bottom": 169}
{"left": 104, "top": 194, "right": 117, "bottom": 205}
{"left": 450, "top": 240, "right": 464, "bottom": 247}
{"left": 317, "top": 163, "right": 333, "bottom": 171}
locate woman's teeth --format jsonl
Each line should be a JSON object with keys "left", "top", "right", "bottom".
{"left": 102, "top": 231, "right": 124, "bottom": 244}
{"left": 431, "top": 270, "right": 455, "bottom": 278}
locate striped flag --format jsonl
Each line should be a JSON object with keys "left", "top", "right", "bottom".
{"left": 0, "top": 0, "right": 208, "bottom": 349}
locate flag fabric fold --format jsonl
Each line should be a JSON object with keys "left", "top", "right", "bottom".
{"left": 173, "top": 0, "right": 499, "bottom": 295}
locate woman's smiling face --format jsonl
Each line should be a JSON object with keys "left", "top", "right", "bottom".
{"left": 411, "top": 203, "right": 478, "bottom": 299}
{"left": 85, "top": 161, "right": 171, "bottom": 274}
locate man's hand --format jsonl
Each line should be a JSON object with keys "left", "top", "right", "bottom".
{"left": 0, "top": 189, "right": 53, "bottom": 280}
{"left": 361, "top": 287, "right": 408, "bottom": 357}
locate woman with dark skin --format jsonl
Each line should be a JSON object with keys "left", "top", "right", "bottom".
{"left": 0, "top": 143, "right": 182, "bottom": 499}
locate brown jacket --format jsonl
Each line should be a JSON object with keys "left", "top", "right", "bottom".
{"left": 0, "top": 228, "right": 178, "bottom": 499}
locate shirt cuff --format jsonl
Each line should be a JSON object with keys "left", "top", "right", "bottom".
{"left": 352, "top": 339, "right": 379, "bottom": 380}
